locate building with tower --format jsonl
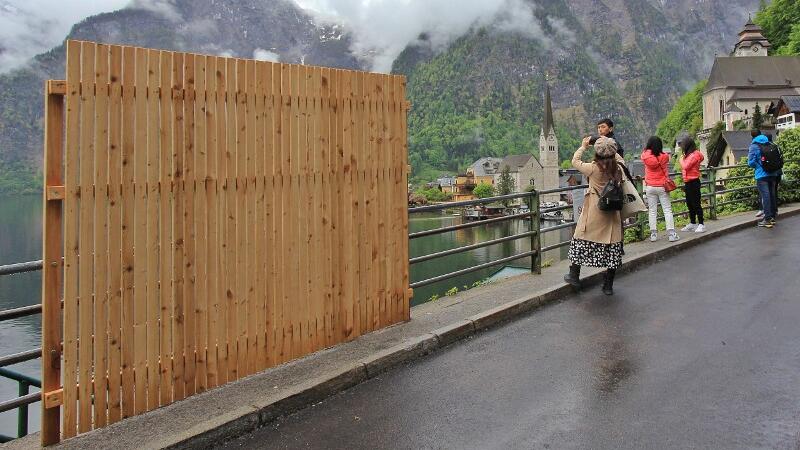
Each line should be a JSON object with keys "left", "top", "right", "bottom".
{"left": 455, "top": 85, "right": 561, "bottom": 202}
{"left": 698, "top": 18, "right": 800, "bottom": 156}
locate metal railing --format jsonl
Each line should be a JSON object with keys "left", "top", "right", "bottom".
{"left": 0, "top": 260, "right": 43, "bottom": 443}
{"left": 408, "top": 162, "right": 799, "bottom": 294}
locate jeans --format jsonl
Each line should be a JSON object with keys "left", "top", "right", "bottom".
{"left": 757, "top": 176, "right": 778, "bottom": 220}
{"left": 684, "top": 179, "right": 703, "bottom": 225}
{"left": 645, "top": 186, "right": 675, "bottom": 231}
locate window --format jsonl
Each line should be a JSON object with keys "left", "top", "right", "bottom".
{"left": 719, "top": 99, "right": 724, "bottom": 118}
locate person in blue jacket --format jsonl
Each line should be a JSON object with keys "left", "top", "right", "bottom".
{"left": 748, "top": 132, "right": 780, "bottom": 228}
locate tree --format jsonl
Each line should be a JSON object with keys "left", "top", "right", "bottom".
{"left": 776, "top": 128, "right": 800, "bottom": 203}
{"left": 752, "top": 104, "right": 764, "bottom": 130}
{"left": 473, "top": 182, "right": 494, "bottom": 199}
{"left": 656, "top": 80, "right": 707, "bottom": 146}
{"left": 496, "top": 166, "right": 516, "bottom": 206}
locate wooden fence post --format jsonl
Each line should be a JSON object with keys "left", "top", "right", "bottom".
{"left": 708, "top": 168, "right": 718, "bottom": 220}
{"left": 41, "top": 79, "right": 66, "bottom": 446}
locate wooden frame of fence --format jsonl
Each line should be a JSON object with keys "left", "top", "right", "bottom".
{"left": 40, "top": 40, "right": 410, "bottom": 445}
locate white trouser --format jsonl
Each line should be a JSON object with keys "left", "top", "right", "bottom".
{"left": 645, "top": 185, "right": 675, "bottom": 231}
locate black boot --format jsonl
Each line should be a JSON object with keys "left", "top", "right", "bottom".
{"left": 602, "top": 268, "right": 616, "bottom": 296}
{"left": 564, "top": 264, "right": 581, "bottom": 289}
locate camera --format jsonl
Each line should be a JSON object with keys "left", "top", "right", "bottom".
{"left": 588, "top": 134, "right": 600, "bottom": 145}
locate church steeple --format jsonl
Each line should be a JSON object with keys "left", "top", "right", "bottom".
{"left": 732, "top": 17, "right": 771, "bottom": 57}
{"left": 543, "top": 84, "right": 555, "bottom": 135}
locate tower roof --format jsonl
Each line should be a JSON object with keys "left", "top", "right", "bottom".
{"left": 543, "top": 84, "right": 554, "bottom": 133}
{"left": 734, "top": 17, "right": 771, "bottom": 52}
{"left": 738, "top": 18, "right": 763, "bottom": 37}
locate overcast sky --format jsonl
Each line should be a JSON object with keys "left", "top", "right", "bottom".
{"left": 1, "top": 0, "right": 546, "bottom": 74}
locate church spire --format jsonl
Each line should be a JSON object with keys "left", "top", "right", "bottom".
{"left": 543, "top": 83, "right": 554, "bottom": 135}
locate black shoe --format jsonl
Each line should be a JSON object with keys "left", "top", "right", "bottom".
{"left": 602, "top": 269, "right": 616, "bottom": 296}
{"left": 564, "top": 264, "right": 581, "bottom": 290}
{"left": 757, "top": 220, "right": 773, "bottom": 228}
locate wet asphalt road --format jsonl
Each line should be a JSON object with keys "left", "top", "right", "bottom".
{"left": 223, "top": 215, "right": 800, "bottom": 450}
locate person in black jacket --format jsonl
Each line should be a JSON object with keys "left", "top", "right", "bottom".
{"left": 597, "top": 118, "right": 624, "bottom": 157}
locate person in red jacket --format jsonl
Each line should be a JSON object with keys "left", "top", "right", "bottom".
{"left": 678, "top": 137, "right": 706, "bottom": 233}
{"left": 641, "top": 136, "right": 679, "bottom": 242}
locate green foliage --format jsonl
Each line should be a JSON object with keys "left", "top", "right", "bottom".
{"left": 752, "top": 104, "right": 764, "bottom": 130}
{"left": 719, "top": 160, "right": 759, "bottom": 214}
{"left": 416, "top": 187, "right": 451, "bottom": 202}
{"left": 445, "top": 287, "right": 459, "bottom": 296}
{"left": 0, "top": 159, "right": 42, "bottom": 195}
{"left": 776, "top": 128, "right": 800, "bottom": 203}
{"left": 497, "top": 166, "right": 515, "bottom": 206}
{"left": 655, "top": 80, "right": 707, "bottom": 146}
{"left": 755, "top": 0, "right": 800, "bottom": 55}
{"left": 473, "top": 182, "right": 494, "bottom": 199}
{"left": 560, "top": 160, "right": 572, "bottom": 169}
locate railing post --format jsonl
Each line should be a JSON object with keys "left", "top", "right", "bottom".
{"left": 530, "top": 190, "right": 541, "bottom": 274}
{"left": 708, "top": 167, "right": 718, "bottom": 220}
{"left": 635, "top": 177, "right": 647, "bottom": 241}
{"left": 18, "top": 381, "right": 30, "bottom": 438}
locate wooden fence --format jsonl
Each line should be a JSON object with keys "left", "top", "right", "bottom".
{"left": 40, "top": 40, "right": 410, "bottom": 444}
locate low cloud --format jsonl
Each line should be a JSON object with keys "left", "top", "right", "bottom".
{"left": 253, "top": 48, "right": 280, "bottom": 62}
{"left": 294, "top": 0, "right": 549, "bottom": 73}
{"left": 0, "top": 0, "right": 128, "bottom": 73}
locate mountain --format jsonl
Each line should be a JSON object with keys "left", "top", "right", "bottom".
{"left": 0, "top": 0, "right": 759, "bottom": 193}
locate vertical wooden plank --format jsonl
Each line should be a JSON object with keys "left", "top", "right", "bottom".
{"left": 379, "top": 74, "right": 390, "bottom": 328}
{"left": 183, "top": 53, "right": 197, "bottom": 397}
{"left": 225, "top": 57, "right": 239, "bottom": 380}
{"left": 62, "top": 39, "right": 81, "bottom": 439}
{"left": 331, "top": 70, "right": 345, "bottom": 343}
{"left": 120, "top": 45, "right": 136, "bottom": 419}
{"left": 77, "top": 41, "right": 96, "bottom": 433}
{"left": 263, "top": 62, "right": 277, "bottom": 368}
{"left": 254, "top": 61, "right": 268, "bottom": 371}
{"left": 158, "top": 50, "right": 174, "bottom": 407}
{"left": 215, "top": 56, "right": 230, "bottom": 385}
{"left": 310, "top": 66, "right": 325, "bottom": 351}
{"left": 341, "top": 70, "right": 356, "bottom": 340}
{"left": 205, "top": 55, "right": 220, "bottom": 389}
{"left": 42, "top": 72, "right": 66, "bottom": 449}
{"left": 92, "top": 43, "right": 110, "bottom": 428}
{"left": 245, "top": 58, "right": 258, "bottom": 376}
{"left": 278, "top": 63, "right": 291, "bottom": 362}
{"left": 235, "top": 58, "right": 248, "bottom": 376}
{"left": 106, "top": 44, "right": 123, "bottom": 425}
{"left": 297, "top": 65, "right": 312, "bottom": 355}
{"left": 146, "top": 48, "right": 162, "bottom": 409}
{"left": 398, "top": 77, "right": 410, "bottom": 320}
{"left": 171, "top": 51, "right": 186, "bottom": 401}
{"left": 133, "top": 46, "right": 149, "bottom": 416}
{"left": 194, "top": 54, "right": 209, "bottom": 392}
{"left": 319, "top": 67, "right": 335, "bottom": 347}
{"left": 289, "top": 64, "right": 302, "bottom": 358}
{"left": 354, "top": 71, "right": 368, "bottom": 336}
{"left": 270, "top": 63, "right": 285, "bottom": 365}
{"left": 366, "top": 73, "right": 380, "bottom": 332}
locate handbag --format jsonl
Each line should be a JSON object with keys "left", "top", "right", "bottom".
{"left": 619, "top": 164, "right": 647, "bottom": 220}
{"left": 662, "top": 160, "right": 677, "bottom": 192}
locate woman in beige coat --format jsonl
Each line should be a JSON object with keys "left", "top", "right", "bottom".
{"left": 563, "top": 136, "right": 625, "bottom": 295}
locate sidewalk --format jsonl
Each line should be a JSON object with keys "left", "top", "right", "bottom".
{"left": 7, "top": 204, "right": 799, "bottom": 450}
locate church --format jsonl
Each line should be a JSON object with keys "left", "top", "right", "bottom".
{"left": 700, "top": 18, "right": 800, "bottom": 145}
{"left": 453, "top": 86, "right": 560, "bottom": 202}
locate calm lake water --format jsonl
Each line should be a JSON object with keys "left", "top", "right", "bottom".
{"left": 0, "top": 195, "right": 571, "bottom": 437}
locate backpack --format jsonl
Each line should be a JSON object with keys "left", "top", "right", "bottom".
{"left": 758, "top": 142, "right": 784, "bottom": 173}
{"left": 597, "top": 179, "right": 623, "bottom": 212}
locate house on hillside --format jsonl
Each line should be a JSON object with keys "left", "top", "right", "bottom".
{"left": 708, "top": 129, "right": 776, "bottom": 180}
{"left": 699, "top": 19, "right": 800, "bottom": 152}
{"left": 769, "top": 95, "right": 800, "bottom": 130}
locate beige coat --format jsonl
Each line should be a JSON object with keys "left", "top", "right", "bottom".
{"left": 571, "top": 147, "right": 624, "bottom": 244}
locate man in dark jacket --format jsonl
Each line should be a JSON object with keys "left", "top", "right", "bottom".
{"left": 597, "top": 118, "right": 624, "bottom": 157}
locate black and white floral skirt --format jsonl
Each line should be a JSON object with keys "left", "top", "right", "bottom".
{"left": 568, "top": 238, "right": 623, "bottom": 269}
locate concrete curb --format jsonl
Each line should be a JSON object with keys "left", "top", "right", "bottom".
{"left": 11, "top": 207, "right": 795, "bottom": 450}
